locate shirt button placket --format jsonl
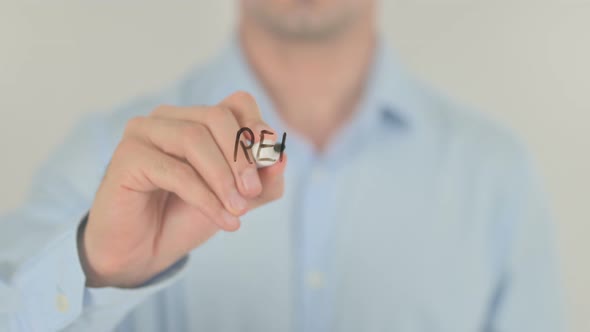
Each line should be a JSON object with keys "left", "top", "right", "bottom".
{"left": 300, "top": 162, "right": 334, "bottom": 332}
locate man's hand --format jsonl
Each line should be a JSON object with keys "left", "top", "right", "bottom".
{"left": 79, "top": 92, "right": 287, "bottom": 288}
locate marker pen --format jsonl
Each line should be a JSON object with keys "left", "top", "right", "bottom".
{"left": 252, "top": 141, "right": 285, "bottom": 168}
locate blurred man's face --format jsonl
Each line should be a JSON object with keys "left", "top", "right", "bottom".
{"left": 241, "top": 0, "right": 373, "bottom": 41}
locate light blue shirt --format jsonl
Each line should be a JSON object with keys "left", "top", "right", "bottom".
{"left": 0, "top": 38, "right": 565, "bottom": 331}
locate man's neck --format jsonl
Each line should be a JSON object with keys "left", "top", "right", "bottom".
{"left": 239, "top": 12, "right": 376, "bottom": 151}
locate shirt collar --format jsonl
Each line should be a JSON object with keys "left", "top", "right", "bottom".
{"left": 361, "top": 38, "right": 423, "bottom": 130}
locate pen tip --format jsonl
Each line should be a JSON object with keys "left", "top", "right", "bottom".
{"left": 273, "top": 143, "right": 285, "bottom": 153}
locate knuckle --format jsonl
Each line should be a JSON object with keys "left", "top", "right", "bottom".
{"left": 152, "top": 156, "right": 171, "bottom": 176}
{"left": 115, "top": 138, "right": 141, "bottom": 158}
{"left": 124, "top": 116, "right": 147, "bottom": 134}
{"left": 109, "top": 140, "right": 143, "bottom": 175}
{"left": 232, "top": 90, "right": 256, "bottom": 104}
{"left": 172, "top": 162, "right": 194, "bottom": 181}
{"left": 206, "top": 106, "right": 234, "bottom": 124}
{"left": 153, "top": 158, "right": 189, "bottom": 188}
{"left": 150, "top": 104, "right": 173, "bottom": 117}
{"left": 181, "top": 123, "right": 208, "bottom": 144}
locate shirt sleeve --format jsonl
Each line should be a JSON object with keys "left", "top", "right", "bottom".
{"left": 486, "top": 143, "right": 567, "bottom": 332}
{"left": 0, "top": 113, "right": 189, "bottom": 331}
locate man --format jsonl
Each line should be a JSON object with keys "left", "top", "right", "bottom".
{"left": 0, "top": 0, "right": 565, "bottom": 331}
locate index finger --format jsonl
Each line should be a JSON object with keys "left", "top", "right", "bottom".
{"left": 218, "top": 91, "right": 274, "bottom": 142}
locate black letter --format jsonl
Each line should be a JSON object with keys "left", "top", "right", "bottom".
{"left": 256, "top": 130, "right": 276, "bottom": 162}
{"left": 234, "top": 127, "right": 255, "bottom": 164}
{"left": 278, "top": 132, "right": 287, "bottom": 162}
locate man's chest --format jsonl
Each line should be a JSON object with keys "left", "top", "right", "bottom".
{"left": 176, "top": 145, "right": 500, "bottom": 331}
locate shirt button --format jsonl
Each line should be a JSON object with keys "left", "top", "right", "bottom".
{"left": 307, "top": 271, "right": 325, "bottom": 290}
{"left": 56, "top": 294, "right": 69, "bottom": 313}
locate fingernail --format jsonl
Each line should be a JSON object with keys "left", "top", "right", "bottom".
{"left": 222, "top": 210, "right": 240, "bottom": 228}
{"left": 229, "top": 189, "right": 247, "bottom": 212}
{"left": 241, "top": 168, "right": 262, "bottom": 193}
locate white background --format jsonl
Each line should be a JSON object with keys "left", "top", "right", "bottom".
{"left": 1, "top": 1, "right": 588, "bottom": 330}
